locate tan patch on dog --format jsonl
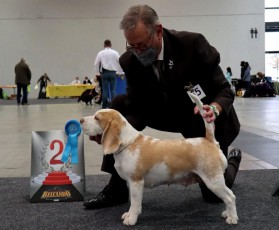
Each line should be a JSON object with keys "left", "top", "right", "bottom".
{"left": 95, "top": 110, "right": 125, "bottom": 130}
{"left": 129, "top": 135, "right": 222, "bottom": 181}
{"left": 96, "top": 110, "right": 126, "bottom": 154}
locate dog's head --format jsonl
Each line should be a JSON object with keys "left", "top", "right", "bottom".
{"left": 80, "top": 109, "right": 126, "bottom": 154}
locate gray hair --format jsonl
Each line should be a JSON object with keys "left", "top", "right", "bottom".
{"left": 120, "top": 5, "right": 160, "bottom": 35}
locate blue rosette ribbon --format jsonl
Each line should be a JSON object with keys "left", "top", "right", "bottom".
{"left": 61, "top": 120, "right": 82, "bottom": 164}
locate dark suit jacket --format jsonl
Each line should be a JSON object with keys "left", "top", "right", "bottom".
{"left": 119, "top": 28, "right": 240, "bottom": 147}
{"left": 15, "top": 62, "right": 32, "bottom": 85}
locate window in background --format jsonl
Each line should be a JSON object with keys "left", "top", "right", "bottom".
{"left": 265, "top": 0, "right": 279, "bottom": 8}
{"left": 265, "top": 53, "right": 279, "bottom": 81}
{"left": 265, "top": 0, "right": 279, "bottom": 81}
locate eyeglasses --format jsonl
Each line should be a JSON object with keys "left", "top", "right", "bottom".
{"left": 126, "top": 32, "right": 154, "bottom": 54}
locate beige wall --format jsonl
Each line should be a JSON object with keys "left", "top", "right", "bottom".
{"left": 0, "top": 0, "right": 264, "bottom": 98}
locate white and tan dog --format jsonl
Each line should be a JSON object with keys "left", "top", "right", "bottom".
{"left": 80, "top": 93, "right": 238, "bottom": 226}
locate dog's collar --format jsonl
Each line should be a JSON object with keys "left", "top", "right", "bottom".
{"left": 114, "top": 144, "right": 129, "bottom": 155}
{"left": 113, "top": 134, "right": 141, "bottom": 154}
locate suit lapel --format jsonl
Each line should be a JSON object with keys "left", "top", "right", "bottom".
{"left": 161, "top": 30, "right": 176, "bottom": 89}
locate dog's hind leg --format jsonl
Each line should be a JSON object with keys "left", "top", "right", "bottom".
{"left": 122, "top": 179, "right": 144, "bottom": 226}
{"left": 199, "top": 175, "right": 238, "bottom": 224}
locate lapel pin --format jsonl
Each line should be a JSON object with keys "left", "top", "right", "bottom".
{"left": 168, "top": 60, "right": 174, "bottom": 70}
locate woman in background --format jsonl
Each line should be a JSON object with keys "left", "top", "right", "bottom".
{"left": 242, "top": 62, "right": 251, "bottom": 91}
{"left": 251, "top": 72, "right": 275, "bottom": 97}
{"left": 37, "top": 73, "right": 51, "bottom": 99}
{"left": 225, "top": 67, "right": 233, "bottom": 85}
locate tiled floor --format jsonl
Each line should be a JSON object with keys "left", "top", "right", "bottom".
{"left": 233, "top": 96, "right": 279, "bottom": 170}
{"left": 0, "top": 96, "right": 279, "bottom": 177}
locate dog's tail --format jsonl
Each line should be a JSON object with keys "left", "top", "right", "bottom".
{"left": 188, "top": 92, "right": 218, "bottom": 145}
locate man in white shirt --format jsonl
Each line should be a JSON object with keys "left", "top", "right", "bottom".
{"left": 71, "top": 76, "right": 81, "bottom": 85}
{"left": 94, "top": 39, "right": 121, "bottom": 108}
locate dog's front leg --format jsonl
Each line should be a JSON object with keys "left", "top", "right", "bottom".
{"left": 122, "top": 179, "right": 144, "bottom": 226}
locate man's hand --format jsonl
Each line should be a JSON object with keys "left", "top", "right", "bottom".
{"left": 194, "top": 105, "right": 216, "bottom": 123}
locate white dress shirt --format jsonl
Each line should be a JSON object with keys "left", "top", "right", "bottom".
{"left": 71, "top": 79, "right": 81, "bottom": 85}
{"left": 94, "top": 47, "right": 122, "bottom": 75}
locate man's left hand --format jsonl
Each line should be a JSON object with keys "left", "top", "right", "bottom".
{"left": 194, "top": 105, "right": 216, "bottom": 123}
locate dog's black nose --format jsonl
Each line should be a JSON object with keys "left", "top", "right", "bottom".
{"left": 80, "top": 118, "right": 84, "bottom": 124}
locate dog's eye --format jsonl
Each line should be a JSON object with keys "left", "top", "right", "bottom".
{"left": 94, "top": 116, "right": 99, "bottom": 121}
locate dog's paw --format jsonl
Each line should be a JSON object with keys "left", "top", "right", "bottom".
{"left": 225, "top": 216, "right": 238, "bottom": 225}
{"left": 222, "top": 211, "right": 238, "bottom": 224}
{"left": 121, "top": 212, "right": 138, "bottom": 226}
{"left": 221, "top": 210, "right": 228, "bottom": 218}
{"left": 121, "top": 212, "right": 129, "bottom": 220}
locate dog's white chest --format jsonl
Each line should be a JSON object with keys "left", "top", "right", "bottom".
{"left": 113, "top": 148, "right": 140, "bottom": 179}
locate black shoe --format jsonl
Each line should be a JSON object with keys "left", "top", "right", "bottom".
{"left": 21, "top": 102, "right": 29, "bottom": 105}
{"left": 228, "top": 148, "right": 242, "bottom": 163}
{"left": 83, "top": 183, "right": 129, "bottom": 210}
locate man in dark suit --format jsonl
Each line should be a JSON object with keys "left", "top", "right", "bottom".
{"left": 84, "top": 4, "right": 242, "bottom": 209}
{"left": 15, "top": 58, "right": 32, "bottom": 105}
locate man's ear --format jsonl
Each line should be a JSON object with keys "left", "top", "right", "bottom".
{"left": 102, "top": 119, "right": 122, "bottom": 154}
{"left": 155, "top": 24, "right": 163, "bottom": 40}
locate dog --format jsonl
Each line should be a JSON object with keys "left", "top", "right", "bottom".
{"left": 78, "top": 89, "right": 100, "bottom": 105}
{"left": 80, "top": 92, "right": 238, "bottom": 226}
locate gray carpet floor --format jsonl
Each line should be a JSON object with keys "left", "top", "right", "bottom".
{"left": 1, "top": 170, "right": 279, "bottom": 230}
{"left": 232, "top": 130, "right": 279, "bottom": 168}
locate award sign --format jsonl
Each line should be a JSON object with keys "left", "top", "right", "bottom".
{"left": 30, "top": 129, "right": 85, "bottom": 203}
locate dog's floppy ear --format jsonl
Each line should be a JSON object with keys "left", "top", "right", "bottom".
{"left": 102, "top": 119, "right": 122, "bottom": 154}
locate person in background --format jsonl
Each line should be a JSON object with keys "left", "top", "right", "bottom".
{"left": 94, "top": 39, "right": 121, "bottom": 108}
{"left": 0, "top": 88, "right": 3, "bottom": 99}
{"left": 71, "top": 76, "right": 81, "bottom": 85}
{"left": 83, "top": 76, "right": 92, "bottom": 85}
{"left": 225, "top": 67, "right": 232, "bottom": 85}
{"left": 91, "top": 75, "right": 101, "bottom": 92}
{"left": 225, "top": 67, "right": 236, "bottom": 95}
{"left": 243, "top": 62, "right": 251, "bottom": 91}
{"left": 0, "top": 88, "right": 9, "bottom": 99}
{"left": 240, "top": 61, "right": 245, "bottom": 80}
{"left": 240, "top": 62, "right": 251, "bottom": 97}
{"left": 84, "top": 4, "right": 242, "bottom": 210}
{"left": 239, "top": 61, "right": 246, "bottom": 91}
{"left": 89, "top": 75, "right": 101, "bottom": 104}
{"left": 251, "top": 72, "right": 275, "bottom": 97}
{"left": 15, "top": 58, "right": 31, "bottom": 105}
{"left": 36, "top": 73, "right": 51, "bottom": 99}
